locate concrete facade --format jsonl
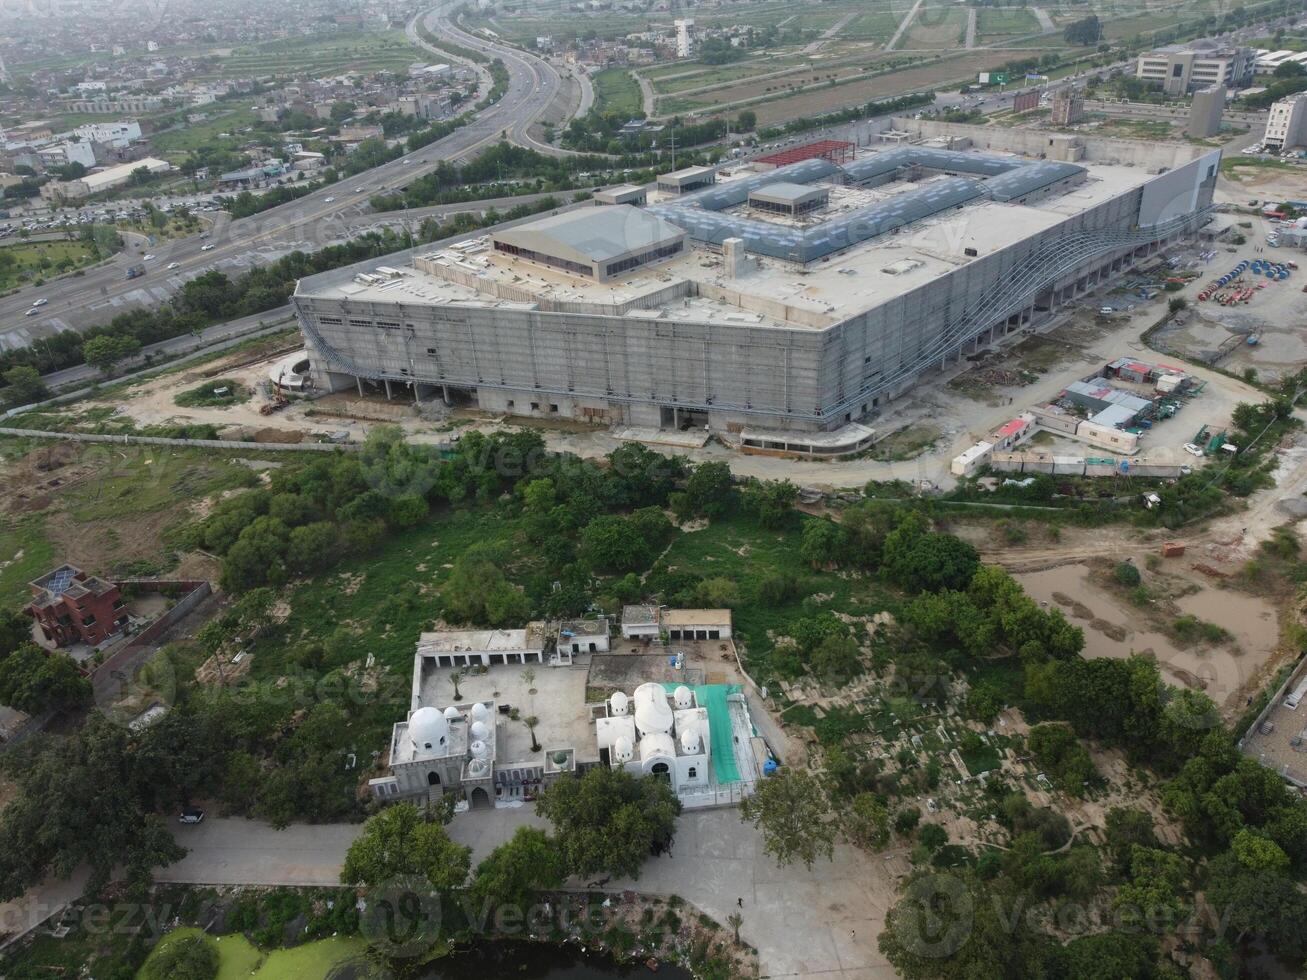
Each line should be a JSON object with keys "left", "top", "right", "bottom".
{"left": 292, "top": 128, "right": 1216, "bottom": 439}
{"left": 1264, "top": 92, "right": 1307, "bottom": 152}
{"left": 1136, "top": 44, "right": 1254, "bottom": 96}
{"left": 1187, "top": 86, "right": 1226, "bottom": 139}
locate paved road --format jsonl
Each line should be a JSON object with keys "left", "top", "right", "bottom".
{"left": 154, "top": 806, "right": 896, "bottom": 978}
{"left": 0, "top": 1, "right": 566, "bottom": 354}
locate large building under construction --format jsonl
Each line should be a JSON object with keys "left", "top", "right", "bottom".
{"left": 291, "top": 124, "right": 1218, "bottom": 453}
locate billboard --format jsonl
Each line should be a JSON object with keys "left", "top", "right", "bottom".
{"left": 978, "top": 71, "right": 1009, "bottom": 85}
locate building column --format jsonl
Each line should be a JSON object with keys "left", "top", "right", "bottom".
{"left": 356, "top": 375, "right": 364, "bottom": 397}
{"left": 384, "top": 378, "right": 393, "bottom": 400}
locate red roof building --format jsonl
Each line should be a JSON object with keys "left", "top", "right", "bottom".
{"left": 754, "top": 139, "right": 855, "bottom": 169}
{"left": 23, "top": 564, "right": 128, "bottom": 648}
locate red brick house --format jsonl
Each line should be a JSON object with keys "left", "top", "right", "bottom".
{"left": 24, "top": 564, "right": 128, "bottom": 648}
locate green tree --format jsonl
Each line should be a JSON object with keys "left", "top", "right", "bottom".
{"left": 580, "top": 514, "right": 650, "bottom": 572}
{"left": 142, "top": 932, "right": 219, "bottom": 980}
{"left": 685, "top": 462, "right": 734, "bottom": 516}
{"left": 1205, "top": 850, "right": 1307, "bottom": 957}
{"left": 0, "top": 644, "right": 91, "bottom": 714}
{"left": 81, "top": 333, "right": 142, "bottom": 375}
{"left": 340, "top": 803, "right": 471, "bottom": 892}
{"left": 1113, "top": 846, "right": 1187, "bottom": 924}
{"left": 535, "top": 766, "right": 680, "bottom": 879}
{"left": 695, "top": 576, "right": 740, "bottom": 608}
{"left": 740, "top": 768, "right": 835, "bottom": 870}
{"left": 1104, "top": 807, "right": 1157, "bottom": 874}
{"left": 470, "top": 826, "right": 566, "bottom": 912}
{"left": 846, "top": 792, "right": 890, "bottom": 850}
{"left": 1, "top": 365, "right": 46, "bottom": 405}
{"left": 1230, "top": 827, "right": 1290, "bottom": 874}
{"left": 800, "top": 518, "right": 844, "bottom": 568}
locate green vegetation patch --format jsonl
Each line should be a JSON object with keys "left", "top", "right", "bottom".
{"left": 174, "top": 379, "right": 253, "bottom": 408}
{"left": 593, "top": 67, "right": 644, "bottom": 117}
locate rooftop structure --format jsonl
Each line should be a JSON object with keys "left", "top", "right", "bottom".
{"left": 594, "top": 183, "right": 648, "bottom": 206}
{"left": 748, "top": 181, "right": 828, "bottom": 216}
{"left": 490, "top": 206, "right": 686, "bottom": 282}
{"left": 754, "top": 139, "right": 855, "bottom": 169}
{"left": 23, "top": 564, "right": 127, "bottom": 648}
{"left": 656, "top": 164, "right": 716, "bottom": 195}
{"left": 370, "top": 628, "right": 760, "bottom": 810}
{"left": 293, "top": 127, "right": 1217, "bottom": 443}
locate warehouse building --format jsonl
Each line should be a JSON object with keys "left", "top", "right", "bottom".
{"left": 292, "top": 130, "right": 1217, "bottom": 449}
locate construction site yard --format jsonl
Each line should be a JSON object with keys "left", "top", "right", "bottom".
{"left": 15, "top": 254, "right": 1271, "bottom": 495}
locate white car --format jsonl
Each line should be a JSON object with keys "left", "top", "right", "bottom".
{"left": 30, "top": 297, "right": 47, "bottom": 307}
{"left": 143, "top": 253, "right": 155, "bottom": 261}
{"left": 23, "top": 307, "right": 39, "bottom": 316}
{"left": 323, "top": 196, "right": 335, "bottom": 203}
{"left": 167, "top": 261, "right": 180, "bottom": 269}
{"left": 200, "top": 243, "right": 215, "bottom": 251}
{"left": 1182, "top": 443, "right": 1205, "bottom": 457}
{"left": 354, "top": 187, "right": 365, "bottom": 192}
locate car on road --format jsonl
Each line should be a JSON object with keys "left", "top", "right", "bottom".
{"left": 143, "top": 253, "right": 155, "bottom": 261}
{"left": 178, "top": 807, "right": 206, "bottom": 825}
{"left": 23, "top": 308, "right": 39, "bottom": 316}
{"left": 323, "top": 196, "right": 335, "bottom": 203}
{"left": 1183, "top": 443, "right": 1205, "bottom": 457}
{"left": 354, "top": 187, "right": 365, "bottom": 193}
{"left": 167, "top": 261, "right": 180, "bottom": 269}
{"left": 31, "top": 298, "right": 47, "bottom": 307}
{"left": 200, "top": 243, "right": 215, "bottom": 251}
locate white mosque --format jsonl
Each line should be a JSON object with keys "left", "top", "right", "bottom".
{"left": 596, "top": 683, "right": 711, "bottom": 794}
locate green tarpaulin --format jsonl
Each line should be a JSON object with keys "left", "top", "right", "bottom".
{"left": 662, "top": 682, "right": 745, "bottom": 784}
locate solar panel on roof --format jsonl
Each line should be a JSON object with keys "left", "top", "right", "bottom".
{"left": 48, "top": 567, "right": 73, "bottom": 595}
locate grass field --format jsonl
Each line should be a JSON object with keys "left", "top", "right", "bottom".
{"left": 903, "top": 8, "right": 969, "bottom": 49}
{"left": 593, "top": 67, "right": 644, "bottom": 117}
{"left": 842, "top": 8, "right": 903, "bottom": 41}
{"left": 0, "top": 240, "right": 100, "bottom": 291}
{"left": 151, "top": 103, "right": 259, "bottom": 161}
{"left": 0, "top": 439, "right": 257, "bottom": 606}
{"left": 650, "top": 514, "right": 898, "bottom": 671}
{"left": 976, "top": 7, "right": 1040, "bottom": 37}
{"left": 198, "top": 29, "right": 423, "bottom": 78}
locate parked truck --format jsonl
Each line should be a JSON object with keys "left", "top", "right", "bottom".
{"left": 125, "top": 264, "right": 145, "bottom": 280}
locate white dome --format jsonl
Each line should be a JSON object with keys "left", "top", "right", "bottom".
{"left": 470, "top": 702, "right": 490, "bottom": 722}
{"left": 674, "top": 685, "right": 693, "bottom": 709}
{"left": 609, "top": 691, "right": 629, "bottom": 716}
{"left": 467, "top": 758, "right": 489, "bottom": 777}
{"left": 633, "top": 683, "right": 674, "bottom": 736}
{"left": 613, "top": 735, "right": 634, "bottom": 762}
{"left": 443, "top": 706, "right": 461, "bottom": 722}
{"left": 680, "top": 726, "right": 700, "bottom": 754}
{"left": 639, "top": 731, "right": 676, "bottom": 763}
{"left": 409, "top": 706, "right": 449, "bottom": 752}
{"left": 469, "top": 720, "right": 490, "bottom": 742}
{"left": 470, "top": 739, "right": 490, "bottom": 760}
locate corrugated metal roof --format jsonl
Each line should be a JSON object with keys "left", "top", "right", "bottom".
{"left": 648, "top": 147, "right": 1086, "bottom": 263}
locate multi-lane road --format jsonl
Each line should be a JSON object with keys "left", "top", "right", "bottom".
{"left": 0, "top": 0, "right": 568, "bottom": 355}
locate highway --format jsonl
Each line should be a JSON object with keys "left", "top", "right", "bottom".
{"left": 0, "top": 0, "right": 566, "bottom": 354}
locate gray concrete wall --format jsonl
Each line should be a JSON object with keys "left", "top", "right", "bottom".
{"left": 888, "top": 118, "right": 1214, "bottom": 170}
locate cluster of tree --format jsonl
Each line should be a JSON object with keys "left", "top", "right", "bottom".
{"left": 0, "top": 608, "right": 90, "bottom": 716}
{"left": 755, "top": 92, "right": 934, "bottom": 142}
{"left": 370, "top": 142, "right": 636, "bottom": 211}
{"left": 1026, "top": 723, "right": 1098, "bottom": 796}
{"left": 1063, "top": 14, "right": 1102, "bottom": 44}
{"left": 340, "top": 767, "right": 678, "bottom": 939}
{"left": 560, "top": 110, "right": 729, "bottom": 156}
{"left": 1244, "top": 73, "right": 1307, "bottom": 108}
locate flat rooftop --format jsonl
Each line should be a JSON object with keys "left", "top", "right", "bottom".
{"left": 298, "top": 153, "right": 1161, "bottom": 328}
{"left": 418, "top": 661, "right": 596, "bottom": 768}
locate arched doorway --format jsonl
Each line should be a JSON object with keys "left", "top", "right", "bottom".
{"left": 470, "top": 787, "right": 491, "bottom": 809}
{"left": 427, "top": 771, "right": 441, "bottom": 786}
{"left": 651, "top": 762, "right": 670, "bottom": 777}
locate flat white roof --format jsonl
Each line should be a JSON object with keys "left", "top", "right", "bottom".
{"left": 300, "top": 156, "right": 1162, "bottom": 326}
{"left": 417, "top": 629, "right": 540, "bottom": 653}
